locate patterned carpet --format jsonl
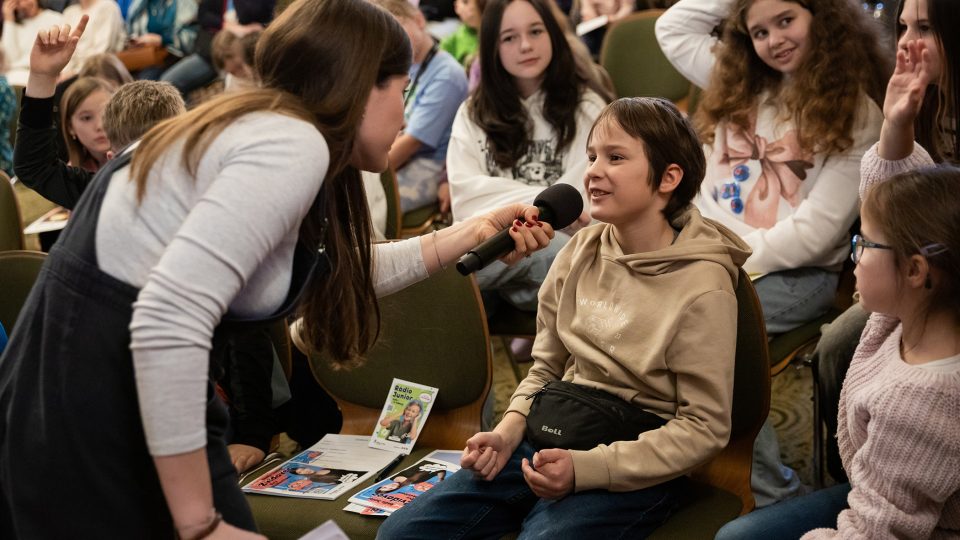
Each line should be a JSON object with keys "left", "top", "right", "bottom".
{"left": 491, "top": 339, "right": 822, "bottom": 487}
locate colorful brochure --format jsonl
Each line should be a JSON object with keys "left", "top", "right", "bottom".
{"left": 242, "top": 434, "right": 400, "bottom": 500}
{"left": 368, "top": 378, "right": 439, "bottom": 454}
{"left": 346, "top": 453, "right": 460, "bottom": 515}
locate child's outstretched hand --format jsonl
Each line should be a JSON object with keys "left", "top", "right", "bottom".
{"left": 30, "top": 15, "right": 88, "bottom": 80}
{"left": 521, "top": 448, "right": 574, "bottom": 500}
{"left": 884, "top": 39, "right": 935, "bottom": 131}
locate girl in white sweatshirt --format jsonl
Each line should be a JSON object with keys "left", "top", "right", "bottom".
{"left": 447, "top": 0, "right": 606, "bottom": 312}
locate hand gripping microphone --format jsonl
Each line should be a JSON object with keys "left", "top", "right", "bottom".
{"left": 456, "top": 183, "right": 584, "bottom": 276}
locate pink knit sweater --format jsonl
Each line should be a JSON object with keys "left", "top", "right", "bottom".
{"left": 803, "top": 142, "right": 960, "bottom": 538}
{"left": 803, "top": 314, "right": 960, "bottom": 538}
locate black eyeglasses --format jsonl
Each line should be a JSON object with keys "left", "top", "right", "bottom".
{"left": 850, "top": 234, "right": 893, "bottom": 264}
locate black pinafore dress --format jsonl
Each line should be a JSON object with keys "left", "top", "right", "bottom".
{"left": 0, "top": 151, "right": 321, "bottom": 538}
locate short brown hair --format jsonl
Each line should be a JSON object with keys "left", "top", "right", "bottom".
{"left": 103, "top": 81, "right": 186, "bottom": 149}
{"left": 588, "top": 97, "right": 705, "bottom": 221}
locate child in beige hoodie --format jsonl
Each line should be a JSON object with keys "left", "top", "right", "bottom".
{"left": 380, "top": 97, "right": 751, "bottom": 539}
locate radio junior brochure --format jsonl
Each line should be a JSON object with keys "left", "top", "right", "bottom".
{"left": 242, "top": 434, "right": 400, "bottom": 500}
{"left": 369, "top": 378, "right": 439, "bottom": 454}
{"left": 346, "top": 452, "right": 460, "bottom": 515}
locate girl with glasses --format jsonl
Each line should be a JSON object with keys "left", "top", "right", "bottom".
{"left": 813, "top": 0, "right": 960, "bottom": 486}
{"left": 717, "top": 165, "right": 960, "bottom": 539}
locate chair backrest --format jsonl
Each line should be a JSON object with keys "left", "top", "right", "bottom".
{"left": 0, "top": 172, "right": 25, "bottom": 252}
{"left": 9, "top": 86, "right": 22, "bottom": 148}
{"left": 0, "top": 250, "right": 47, "bottom": 334}
{"left": 309, "top": 266, "right": 493, "bottom": 450}
{"left": 599, "top": 10, "right": 692, "bottom": 106}
{"left": 690, "top": 268, "right": 771, "bottom": 514}
{"left": 380, "top": 168, "right": 402, "bottom": 240}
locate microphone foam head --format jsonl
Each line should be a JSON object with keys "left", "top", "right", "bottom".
{"left": 533, "top": 183, "right": 584, "bottom": 229}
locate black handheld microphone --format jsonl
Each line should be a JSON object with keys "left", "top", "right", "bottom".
{"left": 456, "top": 183, "right": 584, "bottom": 276}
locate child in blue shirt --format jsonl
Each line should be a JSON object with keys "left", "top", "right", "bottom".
{"left": 375, "top": 0, "right": 469, "bottom": 213}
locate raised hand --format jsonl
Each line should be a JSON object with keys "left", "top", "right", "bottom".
{"left": 884, "top": 39, "right": 935, "bottom": 131}
{"left": 878, "top": 39, "right": 936, "bottom": 160}
{"left": 30, "top": 15, "right": 88, "bottom": 79}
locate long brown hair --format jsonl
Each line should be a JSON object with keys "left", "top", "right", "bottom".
{"left": 131, "top": 0, "right": 412, "bottom": 367}
{"left": 472, "top": 0, "right": 587, "bottom": 171}
{"left": 695, "top": 0, "right": 889, "bottom": 155}
{"left": 896, "top": 0, "right": 960, "bottom": 163}
{"left": 61, "top": 76, "right": 117, "bottom": 171}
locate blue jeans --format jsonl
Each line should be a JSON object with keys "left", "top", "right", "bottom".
{"left": 160, "top": 54, "right": 218, "bottom": 95}
{"left": 811, "top": 302, "right": 866, "bottom": 482}
{"left": 715, "top": 483, "right": 851, "bottom": 539}
{"left": 750, "top": 268, "right": 839, "bottom": 506}
{"left": 476, "top": 232, "right": 571, "bottom": 313}
{"left": 753, "top": 267, "right": 839, "bottom": 335}
{"left": 397, "top": 157, "right": 444, "bottom": 213}
{"left": 378, "top": 441, "right": 685, "bottom": 540}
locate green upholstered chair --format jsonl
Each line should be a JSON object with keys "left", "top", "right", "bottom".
{"left": 768, "top": 262, "right": 857, "bottom": 377}
{"left": 379, "top": 168, "right": 402, "bottom": 240}
{"left": 647, "top": 268, "right": 771, "bottom": 538}
{"left": 400, "top": 201, "right": 445, "bottom": 238}
{"left": 245, "top": 266, "right": 492, "bottom": 539}
{"left": 0, "top": 172, "right": 25, "bottom": 252}
{"left": 0, "top": 250, "right": 46, "bottom": 334}
{"left": 9, "top": 86, "right": 22, "bottom": 148}
{"left": 599, "top": 10, "right": 692, "bottom": 110}
{"left": 485, "top": 303, "right": 537, "bottom": 382}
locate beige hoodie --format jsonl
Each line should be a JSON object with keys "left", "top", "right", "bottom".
{"left": 506, "top": 205, "right": 751, "bottom": 492}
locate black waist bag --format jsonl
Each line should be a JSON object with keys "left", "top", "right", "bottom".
{"left": 524, "top": 381, "right": 667, "bottom": 451}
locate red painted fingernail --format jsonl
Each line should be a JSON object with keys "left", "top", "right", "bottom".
{"left": 532, "top": 215, "right": 539, "bottom": 222}
{"left": 525, "top": 221, "right": 534, "bottom": 227}
{"left": 511, "top": 226, "right": 518, "bottom": 232}
{"left": 537, "top": 221, "right": 544, "bottom": 227}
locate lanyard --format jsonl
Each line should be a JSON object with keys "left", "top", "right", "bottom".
{"left": 404, "top": 40, "right": 439, "bottom": 109}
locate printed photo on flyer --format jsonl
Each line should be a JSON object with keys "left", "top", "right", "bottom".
{"left": 369, "top": 378, "right": 439, "bottom": 453}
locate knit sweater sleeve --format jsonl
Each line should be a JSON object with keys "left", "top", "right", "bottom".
{"left": 802, "top": 379, "right": 960, "bottom": 538}
{"left": 655, "top": 0, "right": 733, "bottom": 89}
{"left": 858, "top": 141, "right": 935, "bottom": 201}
